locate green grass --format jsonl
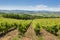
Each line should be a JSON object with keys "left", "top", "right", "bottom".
{"left": 13, "top": 36, "right": 19, "bottom": 40}
{"left": 38, "top": 35, "right": 43, "bottom": 40}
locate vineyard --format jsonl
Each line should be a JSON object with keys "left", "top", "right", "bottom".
{"left": 0, "top": 0, "right": 60, "bottom": 40}
{"left": 0, "top": 15, "right": 60, "bottom": 40}
{"left": 32, "top": 18, "right": 60, "bottom": 37}
{"left": 0, "top": 18, "right": 32, "bottom": 36}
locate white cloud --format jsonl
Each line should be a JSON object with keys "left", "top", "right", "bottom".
{"left": 0, "top": 5, "right": 60, "bottom": 12}
{"left": 27, "top": 5, "right": 60, "bottom": 11}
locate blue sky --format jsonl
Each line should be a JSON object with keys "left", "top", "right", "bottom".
{"left": 0, "top": 0, "right": 60, "bottom": 11}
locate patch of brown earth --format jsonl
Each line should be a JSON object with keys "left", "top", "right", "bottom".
{"left": 0, "top": 29, "right": 19, "bottom": 40}
{"left": 57, "top": 30, "right": 60, "bottom": 35}
{"left": 41, "top": 28, "right": 60, "bottom": 40}
{"left": 20, "top": 23, "right": 38, "bottom": 40}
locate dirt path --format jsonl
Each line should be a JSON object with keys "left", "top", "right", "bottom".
{"left": 41, "top": 28, "right": 60, "bottom": 40}
{"left": 0, "top": 29, "right": 19, "bottom": 40}
{"left": 20, "top": 23, "right": 38, "bottom": 40}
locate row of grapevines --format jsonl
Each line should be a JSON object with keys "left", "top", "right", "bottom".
{"left": 34, "top": 18, "right": 60, "bottom": 35}
{"left": 32, "top": 20, "right": 41, "bottom": 36}
{"left": 17, "top": 20, "right": 32, "bottom": 35}
{"left": 0, "top": 18, "right": 32, "bottom": 35}
{"left": 0, "top": 18, "right": 18, "bottom": 33}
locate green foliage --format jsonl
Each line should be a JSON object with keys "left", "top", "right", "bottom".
{"left": 18, "top": 20, "right": 31, "bottom": 35}
{"left": 0, "top": 18, "right": 32, "bottom": 35}
{"left": 43, "top": 25, "right": 59, "bottom": 35}
{"left": 33, "top": 18, "right": 60, "bottom": 35}
{"left": 34, "top": 23, "right": 41, "bottom": 36}
{"left": 2, "top": 13, "right": 34, "bottom": 20}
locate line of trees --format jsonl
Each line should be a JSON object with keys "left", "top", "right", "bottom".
{"left": 0, "top": 12, "right": 60, "bottom": 20}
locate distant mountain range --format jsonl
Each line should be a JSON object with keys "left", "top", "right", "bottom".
{"left": 0, "top": 10, "right": 60, "bottom": 13}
